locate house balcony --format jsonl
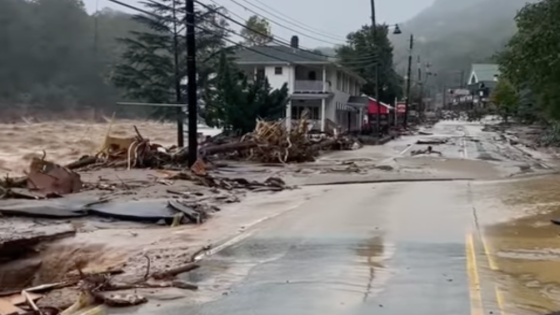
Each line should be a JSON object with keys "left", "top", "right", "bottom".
{"left": 293, "top": 80, "right": 331, "bottom": 98}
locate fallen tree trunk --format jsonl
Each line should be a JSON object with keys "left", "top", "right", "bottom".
{"left": 64, "top": 156, "right": 98, "bottom": 170}
{"left": 151, "top": 263, "right": 200, "bottom": 280}
{"left": 200, "top": 141, "right": 257, "bottom": 156}
{"left": 310, "top": 139, "right": 337, "bottom": 152}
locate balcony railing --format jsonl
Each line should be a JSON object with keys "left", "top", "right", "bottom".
{"left": 294, "top": 80, "right": 329, "bottom": 93}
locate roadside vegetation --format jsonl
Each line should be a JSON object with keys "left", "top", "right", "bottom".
{"left": 491, "top": 0, "right": 560, "bottom": 145}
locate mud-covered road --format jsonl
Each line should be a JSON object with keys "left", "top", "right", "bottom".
{"left": 124, "top": 120, "right": 560, "bottom": 315}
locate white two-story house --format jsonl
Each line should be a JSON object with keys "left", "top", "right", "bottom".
{"left": 234, "top": 36, "right": 367, "bottom": 132}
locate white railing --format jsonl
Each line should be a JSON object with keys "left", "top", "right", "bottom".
{"left": 294, "top": 80, "right": 328, "bottom": 92}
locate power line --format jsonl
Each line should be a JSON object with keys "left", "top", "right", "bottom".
{"left": 107, "top": 0, "right": 377, "bottom": 85}
{"left": 107, "top": 0, "right": 298, "bottom": 64}
{"left": 227, "top": 0, "right": 343, "bottom": 46}
{"left": 237, "top": 0, "right": 346, "bottom": 42}
{"left": 200, "top": 0, "right": 379, "bottom": 62}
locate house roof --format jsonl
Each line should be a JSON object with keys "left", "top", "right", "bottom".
{"left": 470, "top": 64, "right": 500, "bottom": 82}
{"left": 234, "top": 45, "right": 366, "bottom": 83}
{"left": 234, "top": 45, "right": 329, "bottom": 65}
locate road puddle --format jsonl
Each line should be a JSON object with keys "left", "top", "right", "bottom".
{"left": 482, "top": 175, "right": 560, "bottom": 314}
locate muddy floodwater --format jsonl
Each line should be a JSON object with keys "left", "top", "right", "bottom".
{"left": 476, "top": 175, "right": 560, "bottom": 314}
{"left": 0, "top": 120, "right": 179, "bottom": 176}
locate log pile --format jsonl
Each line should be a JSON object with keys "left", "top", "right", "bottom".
{"left": 241, "top": 119, "right": 318, "bottom": 163}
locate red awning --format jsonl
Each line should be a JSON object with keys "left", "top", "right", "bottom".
{"left": 367, "top": 98, "right": 393, "bottom": 114}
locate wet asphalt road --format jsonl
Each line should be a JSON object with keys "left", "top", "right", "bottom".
{"left": 144, "top": 121, "right": 560, "bottom": 315}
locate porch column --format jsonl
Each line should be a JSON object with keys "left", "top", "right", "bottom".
{"left": 358, "top": 108, "right": 363, "bottom": 130}
{"left": 286, "top": 100, "right": 292, "bottom": 131}
{"left": 321, "top": 99, "right": 326, "bottom": 132}
{"left": 321, "top": 65, "right": 327, "bottom": 132}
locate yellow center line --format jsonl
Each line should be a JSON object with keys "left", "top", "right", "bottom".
{"left": 466, "top": 232, "right": 484, "bottom": 315}
{"left": 480, "top": 233, "right": 506, "bottom": 315}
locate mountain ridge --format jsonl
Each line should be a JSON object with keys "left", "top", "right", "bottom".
{"left": 392, "top": 0, "right": 536, "bottom": 87}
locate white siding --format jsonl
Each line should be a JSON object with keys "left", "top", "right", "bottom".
{"left": 265, "top": 66, "right": 292, "bottom": 92}
{"left": 327, "top": 69, "right": 352, "bottom": 122}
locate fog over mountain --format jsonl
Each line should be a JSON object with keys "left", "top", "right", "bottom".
{"left": 391, "top": 0, "right": 537, "bottom": 88}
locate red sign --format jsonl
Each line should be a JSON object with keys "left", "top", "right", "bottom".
{"left": 396, "top": 103, "right": 407, "bottom": 114}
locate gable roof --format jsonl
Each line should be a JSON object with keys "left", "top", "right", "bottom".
{"left": 469, "top": 64, "right": 500, "bottom": 83}
{"left": 234, "top": 45, "right": 329, "bottom": 65}
{"left": 234, "top": 45, "right": 367, "bottom": 83}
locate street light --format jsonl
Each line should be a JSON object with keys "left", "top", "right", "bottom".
{"left": 372, "top": 22, "right": 403, "bottom": 138}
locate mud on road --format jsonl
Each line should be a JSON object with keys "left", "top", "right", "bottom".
{"left": 2, "top": 119, "right": 560, "bottom": 315}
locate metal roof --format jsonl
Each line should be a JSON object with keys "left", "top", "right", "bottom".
{"left": 234, "top": 45, "right": 329, "bottom": 65}
{"left": 471, "top": 64, "right": 500, "bottom": 82}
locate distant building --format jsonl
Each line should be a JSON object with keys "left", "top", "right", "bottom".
{"left": 233, "top": 36, "right": 367, "bottom": 132}
{"left": 467, "top": 64, "right": 500, "bottom": 107}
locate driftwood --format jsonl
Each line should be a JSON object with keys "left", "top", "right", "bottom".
{"left": 151, "top": 263, "right": 200, "bottom": 280}
{"left": 200, "top": 142, "right": 258, "bottom": 156}
{"left": 64, "top": 156, "right": 98, "bottom": 170}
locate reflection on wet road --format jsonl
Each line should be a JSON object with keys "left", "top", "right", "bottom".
{"left": 170, "top": 181, "right": 478, "bottom": 315}
{"left": 153, "top": 121, "right": 560, "bottom": 315}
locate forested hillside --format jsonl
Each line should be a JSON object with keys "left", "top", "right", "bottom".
{"left": 0, "top": 0, "right": 141, "bottom": 118}
{"left": 392, "top": 0, "right": 536, "bottom": 87}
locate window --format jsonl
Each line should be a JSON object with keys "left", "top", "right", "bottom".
{"left": 256, "top": 68, "right": 265, "bottom": 80}
{"left": 336, "top": 71, "right": 341, "bottom": 90}
{"left": 274, "top": 67, "right": 283, "bottom": 75}
{"left": 308, "top": 71, "right": 316, "bottom": 81}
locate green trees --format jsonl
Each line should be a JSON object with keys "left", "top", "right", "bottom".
{"left": 497, "top": 0, "right": 560, "bottom": 121}
{"left": 240, "top": 15, "right": 273, "bottom": 46}
{"left": 490, "top": 79, "right": 519, "bottom": 123}
{"left": 0, "top": 0, "right": 141, "bottom": 114}
{"left": 203, "top": 53, "right": 288, "bottom": 134}
{"left": 336, "top": 25, "right": 402, "bottom": 104}
{"left": 111, "top": 1, "right": 287, "bottom": 128}
{"left": 111, "top": 0, "right": 229, "bottom": 119}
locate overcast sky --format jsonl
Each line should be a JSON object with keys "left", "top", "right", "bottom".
{"left": 83, "top": 0, "right": 434, "bottom": 47}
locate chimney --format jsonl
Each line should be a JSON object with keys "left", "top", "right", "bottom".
{"left": 290, "top": 35, "right": 299, "bottom": 49}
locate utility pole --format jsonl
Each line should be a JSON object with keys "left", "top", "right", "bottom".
{"left": 370, "top": 0, "right": 381, "bottom": 138}
{"left": 443, "top": 85, "right": 447, "bottom": 110}
{"left": 186, "top": 0, "right": 198, "bottom": 166}
{"left": 404, "top": 34, "right": 413, "bottom": 128}
{"left": 172, "top": 0, "right": 184, "bottom": 148}
{"left": 417, "top": 55, "right": 422, "bottom": 118}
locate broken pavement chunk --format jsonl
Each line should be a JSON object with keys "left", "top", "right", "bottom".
{"left": 168, "top": 200, "right": 206, "bottom": 224}
{"left": 0, "top": 198, "right": 94, "bottom": 218}
{"left": 0, "top": 224, "right": 76, "bottom": 262}
{"left": 88, "top": 200, "right": 178, "bottom": 222}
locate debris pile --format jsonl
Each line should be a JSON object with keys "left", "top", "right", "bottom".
{"left": 240, "top": 119, "right": 320, "bottom": 163}
{"left": 0, "top": 240, "right": 204, "bottom": 313}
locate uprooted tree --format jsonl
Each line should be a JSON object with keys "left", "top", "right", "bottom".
{"left": 112, "top": 0, "right": 229, "bottom": 120}
{"left": 202, "top": 52, "right": 289, "bottom": 134}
